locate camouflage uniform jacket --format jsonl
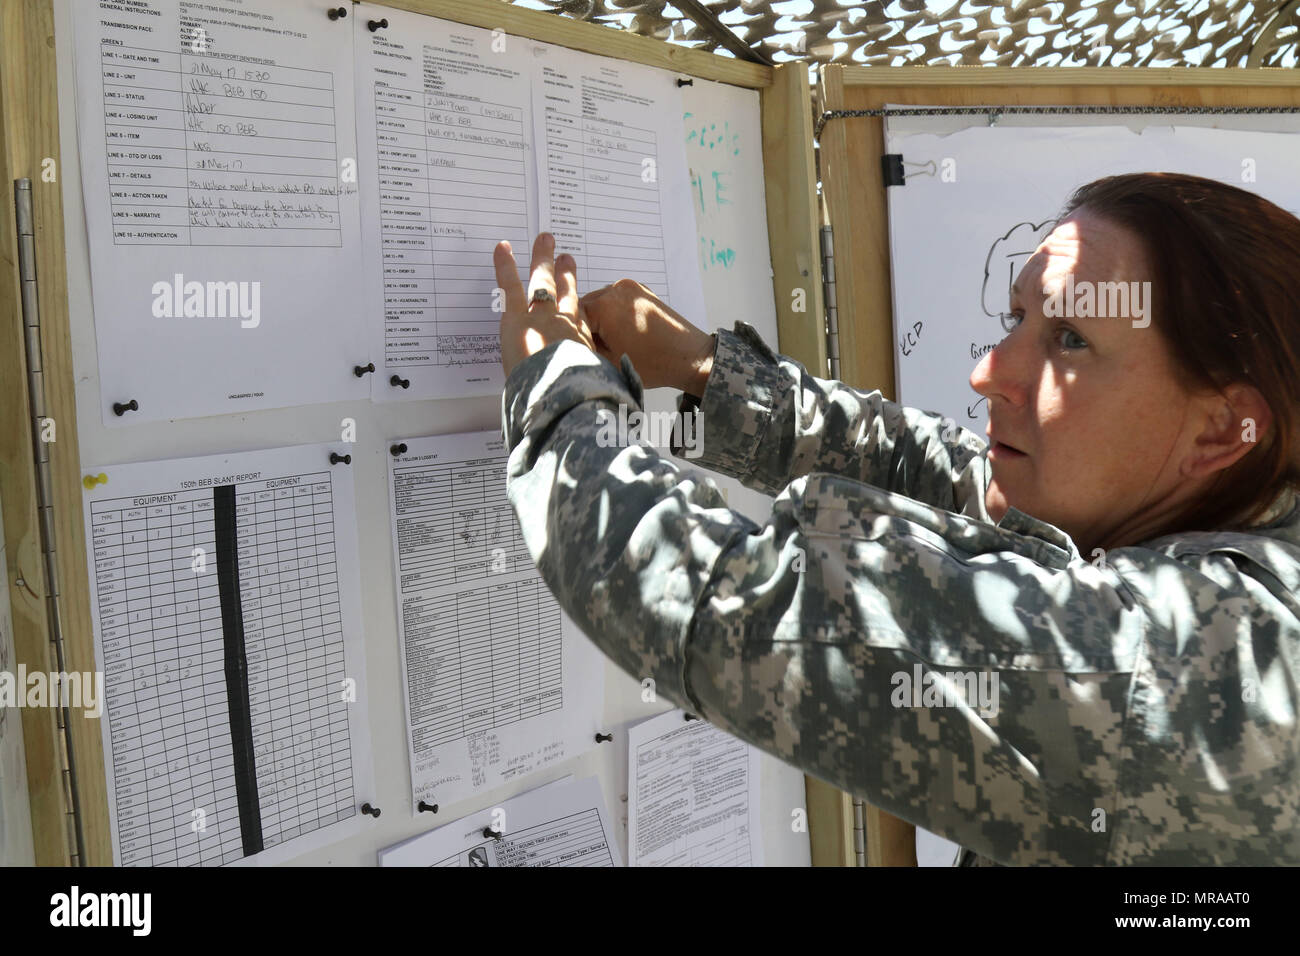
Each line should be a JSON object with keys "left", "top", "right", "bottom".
{"left": 502, "top": 320, "right": 1300, "bottom": 866}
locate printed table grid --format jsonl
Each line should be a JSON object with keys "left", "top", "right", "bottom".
{"left": 543, "top": 107, "right": 671, "bottom": 297}
{"left": 393, "top": 458, "right": 565, "bottom": 751}
{"left": 90, "top": 470, "right": 353, "bottom": 865}
{"left": 375, "top": 81, "right": 526, "bottom": 369}
{"left": 392, "top": 459, "right": 531, "bottom": 589}
{"left": 100, "top": 44, "right": 342, "bottom": 247}
{"left": 633, "top": 731, "right": 753, "bottom": 867}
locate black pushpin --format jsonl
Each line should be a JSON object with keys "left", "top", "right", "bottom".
{"left": 677, "top": 77, "right": 693, "bottom": 87}
{"left": 684, "top": 713, "right": 699, "bottom": 721}
{"left": 418, "top": 800, "right": 439, "bottom": 814}
{"left": 482, "top": 826, "right": 502, "bottom": 840}
{"left": 595, "top": 732, "right": 613, "bottom": 743}
{"left": 327, "top": 7, "right": 346, "bottom": 19}
{"left": 361, "top": 803, "right": 381, "bottom": 817}
{"left": 390, "top": 442, "right": 408, "bottom": 457}
{"left": 368, "top": 17, "right": 388, "bottom": 32}
{"left": 113, "top": 399, "right": 139, "bottom": 416}
{"left": 354, "top": 362, "right": 375, "bottom": 377}
{"left": 329, "top": 452, "right": 352, "bottom": 465}
{"left": 390, "top": 374, "right": 409, "bottom": 389}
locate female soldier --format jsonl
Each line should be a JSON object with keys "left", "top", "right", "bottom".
{"left": 493, "top": 172, "right": 1300, "bottom": 865}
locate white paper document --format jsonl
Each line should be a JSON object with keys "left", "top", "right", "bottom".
{"left": 532, "top": 41, "right": 707, "bottom": 322}
{"left": 379, "top": 775, "right": 620, "bottom": 866}
{"left": 73, "top": 0, "right": 368, "bottom": 424}
{"left": 355, "top": 7, "right": 536, "bottom": 401}
{"left": 353, "top": 9, "right": 706, "bottom": 400}
{"left": 387, "top": 431, "right": 603, "bottom": 810}
{"left": 628, "top": 709, "right": 763, "bottom": 866}
{"left": 82, "top": 442, "right": 374, "bottom": 866}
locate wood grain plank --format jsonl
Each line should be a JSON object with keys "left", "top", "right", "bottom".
{"left": 1, "top": 0, "right": 110, "bottom": 866}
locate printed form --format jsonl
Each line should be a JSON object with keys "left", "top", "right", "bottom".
{"left": 355, "top": 8, "right": 537, "bottom": 400}
{"left": 73, "top": 0, "right": 368, "bottom": 424}
{"left": 628, "top": 709, "right": 764, "bottom": 867}
{"left": 82, "top": 443, "right": 374, "bottom": 866}
{"left": 379, "top": 775, "right": 621, "bottom": 866}
{"left": 355, "top": 13, "right": 706, "bottom": 399}
{"left": 531, "top": 41, "right": 706, "bottom": 320}
{"left": 387, "top": 431, "right": 603, "bottom": 810}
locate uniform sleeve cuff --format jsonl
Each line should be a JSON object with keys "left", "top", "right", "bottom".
{"left": 501, "top": 340, "right": 644, "bottom": 456}
{"left": 669, "top": 321, "right": 785, "bottom": 481}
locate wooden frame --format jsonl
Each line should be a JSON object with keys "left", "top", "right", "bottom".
{"left": 1, "top": 0, "right": 101, "bottom": 866}
{"left": 815, "top": 63, "right": 1300, "bottom": 867}
{"left": 0, "top": 0, "right": 841, "bottom": 865}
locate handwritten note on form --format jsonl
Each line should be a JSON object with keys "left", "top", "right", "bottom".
{"left": 73, "top": 0, "right": 367, "bottom": 424}
{"left": 379, "top": 776, "right": 621, "bottom": 866}
{"left": 355, "top": 11, "right": 706, "bottom": 400}
{"left": 82, "top": 443, "right": 374, "bottom": 866}
{"left": 387, "top": 431, "right": 603, "bottom": 810}
{"left": 531, "top": 41, "right": 706, "bottom": 320}
{"left": 628, "top": 709, "right": 763, "bottom": 867}
{"left": 356, "top": 8, "right": 536, "bottom": 401}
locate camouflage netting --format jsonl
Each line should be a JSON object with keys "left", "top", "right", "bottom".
{"left": 509, "top": 0, "right": 1299, "bottom": 68}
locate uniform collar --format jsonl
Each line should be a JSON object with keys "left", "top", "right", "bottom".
{"left": 995, "top": 505, "right": 1081, "bottom": 562}
{"left": 1242, "top": 485, "right": 1300, "bottom": 530}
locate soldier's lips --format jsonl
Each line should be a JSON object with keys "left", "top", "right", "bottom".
{"left": 989, "top": 441, "right": 1027, "bottom": 459}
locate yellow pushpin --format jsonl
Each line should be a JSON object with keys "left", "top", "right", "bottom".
{"left": 83, "top": 473, "right": 107, "bottom": 489}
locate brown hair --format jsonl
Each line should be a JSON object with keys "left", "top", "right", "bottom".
{"left": 1060, "top": 172, "right": 1300, "bottom": 535}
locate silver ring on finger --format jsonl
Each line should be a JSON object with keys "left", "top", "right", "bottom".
{"left": 530, "top": 287, "right": 556, "bottom": 305}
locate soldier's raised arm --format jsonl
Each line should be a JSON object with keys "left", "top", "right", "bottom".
{"left": 580, "top": 280, "right": 991, "bottom": 518}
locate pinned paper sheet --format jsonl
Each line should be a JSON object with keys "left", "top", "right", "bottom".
{"left": 354, "top": 8, "right": 706, "bottom": 400}
{"left": 628, "top": 710, "right": 763, "bottom": 866}
{"left": 72, "top": 0, "right": 369, "bottom": 425}
{"left": 386, "top": 431, "right": 604, "bottom": 810}
{"left": 81, "top": 443, "right": 374, "bottom": 866}
{"left": 379, "top": 776, "right": 620, "bottom": 866}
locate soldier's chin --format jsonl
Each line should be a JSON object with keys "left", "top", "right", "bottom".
{"left": 984, "top": 481, "right": 1013, "bottom": 524}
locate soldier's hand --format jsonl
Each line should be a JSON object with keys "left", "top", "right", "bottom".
{"left": 580, "top": 279, "right": 715, "bottom": 396}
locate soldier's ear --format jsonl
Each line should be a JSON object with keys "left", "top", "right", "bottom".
{"left": 1181, "top": 383, "right": 1272, "bottom": 479}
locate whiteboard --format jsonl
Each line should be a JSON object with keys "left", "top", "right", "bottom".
{"left": 53, "top": 0, "right": 808, "bottom": 866}
{"left": 884, "top": 113, "right": 1300, "bottom": 437}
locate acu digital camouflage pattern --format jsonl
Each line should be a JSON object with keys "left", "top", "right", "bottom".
{"left": 501, "top": 320, "right": 1300, "bottom": 866}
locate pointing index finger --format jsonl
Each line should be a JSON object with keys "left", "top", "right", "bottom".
{"left": 493, "top": 240, "right": 527, "bottom": 314}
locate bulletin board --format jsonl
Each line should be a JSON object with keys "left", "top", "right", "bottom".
{"left": 0, "top": 0, "right": 839, "bottom": 866}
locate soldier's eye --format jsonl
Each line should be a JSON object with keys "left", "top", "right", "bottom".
{"left": 1056, "top": 326, "right": 1088, "bottom": 350}
{"left": 999, "top": 312, "right": 1023, "bottom": 333}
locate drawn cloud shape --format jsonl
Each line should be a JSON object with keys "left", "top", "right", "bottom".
{"left": 981, "top": 219, "right": 1057, "bottom": 319}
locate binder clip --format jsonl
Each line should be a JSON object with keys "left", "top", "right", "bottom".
{"left": 418, "top": 800, "right": 439, "bottom": 814}
{"left": 361, "top": 803, "right": 381, "bottom": 818}
{"left": 354, "top": 362, "right": 375, "bottom": 377}
{"left": 482, "top": 826, "right": 502, "bottom": 841}
{"left": 595, "top": 732, "right": 613, "bottom": 743}
{"left": 113, "top": 399, "right": 139, "bottom": 416}
{"left": 327, "top": 6, "right": 346, "bottom": 19}
{"left": 329, "top": 452, "right": 352, "bottom": 465}
{"left": 390, "top": 374, "right": 410, "bottom": 389}
{"left": 390, "top": 442, "right": 408, "bottom": 457}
